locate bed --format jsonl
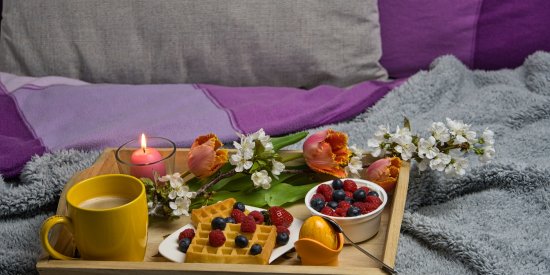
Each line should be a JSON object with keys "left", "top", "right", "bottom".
{"left": 1, "top": 1, "right": 549, "bottom": 274}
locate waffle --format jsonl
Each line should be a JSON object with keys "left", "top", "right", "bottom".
{"left": 191, "top": 198, "right": 236, "bottom": 226}
{"left": 184, "top": 222, "right": 277, "bottom": 264}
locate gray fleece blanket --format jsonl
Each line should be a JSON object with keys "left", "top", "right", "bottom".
{"left": 2, "top": 52, "right": 550, "bottom": 274}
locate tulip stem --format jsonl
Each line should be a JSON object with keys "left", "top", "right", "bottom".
{"left": 281, "top": 154, "right": 303, "bottom": 163}
{"left": 180, "top": 170, "right": 192, "bottom": 178}
{"left": 195, "top": 169, "right": 237, "bottom": 197}
{"left": 282, "top": 169, "right": 312, "bottom": 174}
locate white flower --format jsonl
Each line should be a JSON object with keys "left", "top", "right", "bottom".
{"left": 169, "top": 196, "right": 192, "bottom": 216}
{"left": 252, "top": 128, "right": 271, "bottom": 145}
{"left": 481, "top": 129, "right": 495, "bottom": 145}
{"left": 349, "top": 145, "right": 364, "bottom": 157}
{"left": 391, "top": 126, "right": 412, "bottom": 143}
{"left": 418, "top": 159, "right": 430, "bottom": 171}
{"left": 271, "top": 160, "right": 285, "bottom": 176}
{"left": 367, "top": 138, "right": 386, "bottom": 157}
{"left": 429, "top": 152, "right": 452, "bottom": 171}
{"left": 147, "top": 201, "right": 153, "bottom": 209}
{"left": 394, "top": 134, "right": 416, "bottom": 161}
{"left": 374, "top": 125, "right": 390, "bottom": 139}
{"left": 445, "top": 156, "right": 469, "bottom": 176}
{"left": 345, "top": 156, "right": 363, "bottom": 177}
{"left": 234, "top": 133, "right": 255, "bottom": 160}
{"left": 430, "top": 122, "right": 450, "bottom": 143}
{"left": 479, "top": 145, "right": 496, "bottom": 163}
{"left": 251, "top": 170, "right": 272, "bottom": 189}
{"left": 446, "top": 118, "right": 476, "bottom": 143}
{"left": 230, "top": 153, "right": 253, "bottom": 173}
{"left": 418, "top": 136, "right": 439, "bottom": 159}
{"left": 159, "top": 172, "right": 183, "bottom": 188}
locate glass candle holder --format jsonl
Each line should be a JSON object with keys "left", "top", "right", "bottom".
{"left": 115, "top": 136, "right": 176, "bottom": 180}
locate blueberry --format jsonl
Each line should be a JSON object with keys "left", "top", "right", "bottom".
{"left": 367, "top": 191, "right": 379, "bottom": 197}
{"left": 353, "top": 189, "right": 367, "bottom": 201}
{"left": 235, "top": 235, "right": 249, "bottom": 248}
{"left": 310, "top": 197, "right": 325, "bottom": 212}
{"left": 344, "top": 197, "right": 355, "bottom": 204}
{"left": 332, "top": 189, "right": 346, "bottom": 202}
{"left": 211, "top": 217, "right": 227, "bottom": 230}
{"left": 347, "top": 206, "right": 361, "bottom": 217}
{"left": 233, "top": 202, "right": 246, "bottom": 212}
{"left": 331, "top": 179, "right": 344, "bottom": 190}
{"left": 276, "top": 232, "right": 289, "bottom": 245}
{"left": 327, "top": 201, "right": 338, "bottom": 209}
{"left": 225, "top": 217, "right": 236, "bottom": 224}
{"left": 250, "top": 244, "right": 262, "bottom": 255}
{"left": 178, "top": 237, "right": 191, "bottom": 253}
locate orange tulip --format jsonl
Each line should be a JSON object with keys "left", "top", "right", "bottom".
{"left": 363, "top": 157, "right": 401, "bottom": 193}
{"left": 187, "top": 133, "right": 228, "bottom": 178}
{"left": 303, "top": 129, "right": 351, "bottom": 178}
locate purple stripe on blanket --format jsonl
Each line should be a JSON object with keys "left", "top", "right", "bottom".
{"left": 199, "top": 79, "right": 405, "bottom": 135}
{"left": 11, "top": 84, "right": 237, "bottom": 151}
{"left": 0, "top": 84, "right": 46, "bottom": 178}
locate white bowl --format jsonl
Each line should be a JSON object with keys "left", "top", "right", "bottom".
{"left": 304, "top": 178, "right": 388, "bottom": 243}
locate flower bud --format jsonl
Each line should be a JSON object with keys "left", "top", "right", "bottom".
{"left": 303, "top": 129, "right": 351, "bottom": 178}
{"left": 363, "top": 157, "right": 401, "bottom": 193}
{"left": 187, "top": 133, "right": 228, "bottom": 178}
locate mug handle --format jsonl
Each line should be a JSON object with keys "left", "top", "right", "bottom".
{"left": 40, "top": 215, "right": 78, "bottom": 260}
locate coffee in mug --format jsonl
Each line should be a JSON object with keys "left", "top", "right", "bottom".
{"left": 40, "top": 174, "right": 148, "bottom": 261}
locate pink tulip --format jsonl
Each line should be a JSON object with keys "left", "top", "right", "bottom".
{"left": 187, "top": 134, "right": 228, "bottom": 178}
{"left": 363, "top": 157, "right": 401, "bottom": 193}
{"left": 303, "top": 129, "right": 351, "bottom": 178}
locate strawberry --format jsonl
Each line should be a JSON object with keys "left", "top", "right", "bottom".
{"left": 267, "top": 206, "right": 294, "bottom": 228}
{"left": 178, "top": 228, "right": 195, "bottom": 241}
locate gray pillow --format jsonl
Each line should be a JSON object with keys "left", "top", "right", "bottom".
{"left": 0, "top": 0, "right": 386, "bottom": 87}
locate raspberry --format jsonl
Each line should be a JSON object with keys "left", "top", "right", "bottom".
{"left": 178, "top": 228, "right": 195, "bottom": 241}
{"left": 276, "top": 225, "right": 290, "bottom": 235}
{"left": 335, "top": 207, "right": 348, "bottom": 217}
{"left": 311, "top": 193, "right": 325, "bottom": 201}
{"left": 248, "top": 210, "right": 264, "bottom": 224}
{"left": 240, "top": 216, "right": 257, "bottom": 233}
{"left": 320, "top": 206, "right": 336, "bottom": 216}
{"left": 316, "top": 184, "right": 333, "bottom": 195}
{"left": 353, "top": 202, "right": 369, "bottom": 214}
{"left": 231, "top": 209, "right": 247, "bottom": 223}
{"left": 366, "top": 196, "right": 383, "bottom": 207}
{"left": 321, "top": 190, "right": 333, "bottom": 201}
{"left": 345, "top": 191, "right": 354, "bottom": 199}
{"left": 343, "top": 180, "right": 358, "bottom": 192}
{"left": 208, "top": 229, "right": 226, "bottom": 247}
{"left": 364, "top": 202, "right": 379, "bottom": 212}
{"left": 337, "top": 201, "right": 351, "bottom": 209}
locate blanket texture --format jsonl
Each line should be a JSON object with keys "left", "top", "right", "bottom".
{"left": 1, "top": 51, "right": 550, "bottom": 274}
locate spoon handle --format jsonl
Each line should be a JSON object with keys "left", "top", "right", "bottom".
{"left": 343, "top": 234, "right": 398, "bottom": 274}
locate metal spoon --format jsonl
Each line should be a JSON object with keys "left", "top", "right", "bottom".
{"left": 321, "top": 216, "right": 398, "bottom": 274}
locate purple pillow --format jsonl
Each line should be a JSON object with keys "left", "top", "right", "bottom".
{"left": 379, "top": 0, "right": 550, "bottom": 78}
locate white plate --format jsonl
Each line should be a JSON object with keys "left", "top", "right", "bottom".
{"left": 158, "top": 205, "right": 303, "bottom": 264}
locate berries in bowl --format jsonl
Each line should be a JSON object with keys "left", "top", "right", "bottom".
{"left": 304, "top": 178, "right": 388, "bottom": 243}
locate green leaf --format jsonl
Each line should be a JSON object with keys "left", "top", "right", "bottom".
{"left": 271, "top": 131, "right": 308, "bottom": 152}
{"left": 212, "top": 190, "right": 269, "bottom": 208}
{"left": 213, "top": 174, "right": 253, "bottom": 192}
{"left": 264, "top": 182, "right": 318, "bottom": 206}
{"left": 404, "top": 117, "right": 411, "bottom": 130}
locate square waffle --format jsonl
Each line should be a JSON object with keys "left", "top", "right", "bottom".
{"left": 191, "top": 198, "right": 236, "bottom": 226}
{"left": 184, "top": 222, "right": 277, "bottom": 264}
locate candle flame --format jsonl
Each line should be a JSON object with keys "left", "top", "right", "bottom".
{"left": 140, "top": 133, "right": 147, "bottom": 153}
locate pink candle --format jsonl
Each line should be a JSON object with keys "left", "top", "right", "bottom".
{"left": 130, "top": 134, "right": 166, "bottom": 179}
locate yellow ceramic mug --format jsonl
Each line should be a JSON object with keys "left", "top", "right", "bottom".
{"left": 40, "top": 174, "right": 148, "bottom": 261}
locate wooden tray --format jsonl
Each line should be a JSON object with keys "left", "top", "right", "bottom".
{"left": 37, "top": 149, "right": 410, "bottom": 275}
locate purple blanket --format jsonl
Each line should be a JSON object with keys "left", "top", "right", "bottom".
{"left": 0, "top": 72, "right": 403, "bottom": 177}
